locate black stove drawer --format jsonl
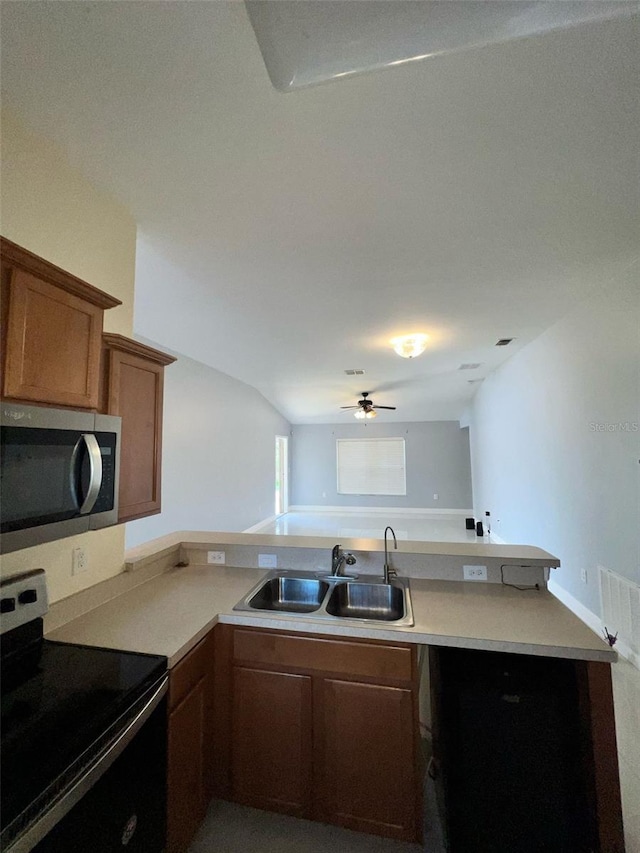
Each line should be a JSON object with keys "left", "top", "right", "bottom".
{"left": 30, "top": 701, "right": 167, "bottom": 853}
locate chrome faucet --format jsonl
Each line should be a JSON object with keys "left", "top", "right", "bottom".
{"left": 383, "top": 526, "right": 398, "bottom": 584}
{"left": 331, "top": 544, "right": 356, "bottom": 577}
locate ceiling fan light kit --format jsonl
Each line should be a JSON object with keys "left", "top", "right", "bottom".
{"left": 342, "top": 392, "right": 396, "bottom": 419}
{"left": 390, "top": 333, "right": 428, "bottom": 359}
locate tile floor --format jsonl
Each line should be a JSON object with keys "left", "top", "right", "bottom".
{"left": 258, "top": 511, "right": 490, "bottom": 544}
{"left": 188, "top": 800, "right": 423, "bottom": 853}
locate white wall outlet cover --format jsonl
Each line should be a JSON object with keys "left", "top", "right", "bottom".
{"left": 463, "top": 564, "right": 488, "bottom": 581}
{"left": 72, "top": 547, "right": 88, "bottom": 575}
{"left": 207, "top": 551, "right": 226, "bottom": 565}
{"left": 258, "top": 554, "right": 278, "bottom": 569}
{"left": 433, "top": 493, "right": 439, "bottom": 500}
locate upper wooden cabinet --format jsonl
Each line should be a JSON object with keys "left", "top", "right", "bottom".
{"left": 1, "top": 237, "right": 121, "bottom": 409}
{"left": 101, "top": 334, "right": 176, "bottom": 523}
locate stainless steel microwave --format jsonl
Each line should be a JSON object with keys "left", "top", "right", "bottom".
{"left": 0, "top": 403, "right": 121, "bottom": 554}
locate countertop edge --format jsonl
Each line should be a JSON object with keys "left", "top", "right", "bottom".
{"left": 215, "top": 612, "right": 617, "bottom": 664}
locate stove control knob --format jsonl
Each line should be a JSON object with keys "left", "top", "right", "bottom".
{"left": 18, "top": 589, "right": 38, "bottom": 604}
{"left": 0, "top": 597, "right": 16, "bottom": 613}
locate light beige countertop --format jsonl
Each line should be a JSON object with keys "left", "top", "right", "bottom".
{"left": 124, "top": 530, "right": 561, "bottom": 571}
{"left": 47, "top": 563, "right": 616, "bottom": 668}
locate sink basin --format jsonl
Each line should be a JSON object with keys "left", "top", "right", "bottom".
{"left": 248, "top": 576, "right": 329, "bottom": 613}
{"left": 233, "top": 571, "right": 414, "bottom": 626}
{"left": 325, "top": 582, "right": 406, "bottom": 622}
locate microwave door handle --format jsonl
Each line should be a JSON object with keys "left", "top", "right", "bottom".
{"left": 79, "top": 433, "right": 103, "bottom": 514}
{"left": 69, "top": 436, "right": 84, "bottom": 510}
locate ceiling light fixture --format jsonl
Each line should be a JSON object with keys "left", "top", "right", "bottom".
{"left": 390, "top": 334, "right": 428, "bottom": 359}
{"left": 354, "top": 408, "right": 377, "bottom": 420}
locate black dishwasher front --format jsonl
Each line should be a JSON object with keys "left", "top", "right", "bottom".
{"left": 431, "top": 647, "right": 592, "bottom": 853}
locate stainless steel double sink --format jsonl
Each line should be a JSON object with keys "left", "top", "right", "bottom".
{"left": 233, "top": 571, "right": 414, "bottom": 627}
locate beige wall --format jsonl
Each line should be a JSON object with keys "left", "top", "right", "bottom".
{"left": 0, "top": 108, "right": 137, "bottom": 602}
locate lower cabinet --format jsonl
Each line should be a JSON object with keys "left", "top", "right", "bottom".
{"left": 167, "top": 630, "right": 215, "bottom": 853}
{"left": 316, "top": 678, "right": 417, "bottom": 838}
{"left": 214, "top": 626, "right": 422, "bottom": 843}
{"left": 168, "top": 625, "right": 623, "bottom": 853}
{"left": 232, "top": 667, "right": 313, "bottom": 816}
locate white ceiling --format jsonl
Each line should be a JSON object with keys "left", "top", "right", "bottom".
{"left": 1, "top": 2, "right": 638, "bottom": 424}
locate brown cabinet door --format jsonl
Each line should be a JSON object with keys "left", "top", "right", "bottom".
{"left": 167, "top": 679, "right": 207, "bottom": 853}
{"left": 107, "top": 349, "right": 164, "bottom": 521}
{"left": 101, "top": 334, "right": 175, "bottom": 523}
{"left": 3, "top": 268, "right": 103, "bottom": 408}
{"left": 316, "top": 677, "right": 418, "bottom": 842}
{"left": 232, "top": 666, "right": 313, "bottom": 817}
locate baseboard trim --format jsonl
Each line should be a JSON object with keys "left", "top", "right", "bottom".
{"left": 288, "top": 505, "right": 473, "bottom": 516}
{"left": 548, "top": 579, "right": 638, "bottom": 670}
{"left": 243, "top": 514, "right": 279, "bottom": 533}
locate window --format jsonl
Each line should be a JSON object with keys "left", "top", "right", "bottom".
{"left": 336, "top": 438, "right": 406, "bottom": 496}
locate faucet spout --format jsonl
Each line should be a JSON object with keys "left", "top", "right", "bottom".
{"left": 331, "top": 544, "right": 344, "bottom": 577}
{"left": 383, "top": 526, "right": 398, "bottom": 584}
{"left": 330, "top": 544, "right": 357, "bottom": 577}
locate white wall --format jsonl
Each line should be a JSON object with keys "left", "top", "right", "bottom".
{"left": 126, "top": 348, "right": 291, "bottom": 547}
{"left": 0, "top": 109, "right": 137, "bottom": 603}
{"left": 468, "top": 260, "right": 640, "bottom": 850}
{"left": 291, "top": 421, "right": 472, "bottom": 510}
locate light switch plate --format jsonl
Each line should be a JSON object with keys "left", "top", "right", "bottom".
{"left": 258, "top": 554, "right": 278, "bottom": 569}
{"left": 207, "top": 551, "right": 225, "bottom": 565}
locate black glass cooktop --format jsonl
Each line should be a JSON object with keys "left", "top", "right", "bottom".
{"left": 1, "top": 634, "right": 167, "bottom": 835}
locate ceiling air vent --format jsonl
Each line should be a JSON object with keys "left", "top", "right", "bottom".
{"left": 344, "top": 369, "right": 365, "bottom": 376}
{"left": 458, "top": 363, "right": 482, "bottom": 370}
{"left": 496, "top": 338, "right": 514, "bottom": 347}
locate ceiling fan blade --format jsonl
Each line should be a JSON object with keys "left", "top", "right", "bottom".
{"left": 373, "top": 405, "right": 397, "bottom": 410}
{"left": 340, "top": 405, "right": 359, "bottom": 409}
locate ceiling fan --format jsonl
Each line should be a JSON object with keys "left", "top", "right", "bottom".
{"left": 341, "top": 392, "right": 397, "bottom": 420}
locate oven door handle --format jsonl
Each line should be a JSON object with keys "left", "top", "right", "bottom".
{"left": 6, "top": 676, "right": 168, "bottom": 853}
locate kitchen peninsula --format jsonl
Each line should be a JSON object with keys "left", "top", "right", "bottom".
{"left": 45, "top": 531, "right": 623, "bottom": 853}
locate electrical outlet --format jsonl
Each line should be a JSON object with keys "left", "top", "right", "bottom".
{"left": 580, "top": 568, "right": 588, "bottom": 584}
{"left": 433, "top": 493, "right": 439, "bottom": 500}
{"left": 72, "top": 547, "right": 88, "bottom": 575}
{"left": 258, "top": 554, "right": 278, "bottom": 569}
{"left": 207, "top": 551, "right": 225, "bottom": 565}
{"left": 463, "top": 564, "right": 487, "bottom": 581}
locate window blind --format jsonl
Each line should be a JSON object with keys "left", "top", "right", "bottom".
{"left": 336, "top": 438, "right": 406, "bottom": 496}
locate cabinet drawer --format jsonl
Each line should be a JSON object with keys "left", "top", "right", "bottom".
{"left": 233, "top": 629, "right": 413, "bottom": 682}
{"left": 170, "top": 634, "right": 212, "bottom": 710}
